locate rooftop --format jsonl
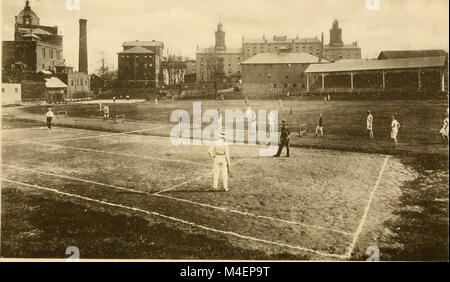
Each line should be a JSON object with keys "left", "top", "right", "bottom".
{"left": 45, "top": 77, "right": 67, "bottom": 88}
{"left": 241, "top": 52, "right": 327, "bottom": 65}
{"left": 243, "top": 36, "right": 320, "bottom": 44}
{"left": 305, "top": 56, "right": 447, "bottom": 73}
{"left": 324, "top": 44, "right": 360, "bottom": 50}
{"left": 197, "top": 47, "right": 243, "bottom": 54}
{"left": 378, "top": 49, "right": 448, "bottom": 60}
{"left": 118, "top": 46, "right": 155, "bottom": 54}
{"left": 123, "top": 40, "right": 164, "bottom": 48}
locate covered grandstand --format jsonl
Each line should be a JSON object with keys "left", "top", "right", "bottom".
{"left": 304, "top": 53, "right": 448, "bottom": 97}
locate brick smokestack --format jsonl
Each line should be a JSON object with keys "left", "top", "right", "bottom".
{"left": 319, "top": 32, "right": 324, "bottom": 62}
{"left": 79, "top": 19, "right": 88, "bottom": 74}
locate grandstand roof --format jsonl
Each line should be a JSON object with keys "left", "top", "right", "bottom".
{"left": 305, "top": 56, "right": 446, "bottom": 73}
{"left": 378, "top": 49, "right": 448, "bottom": 60}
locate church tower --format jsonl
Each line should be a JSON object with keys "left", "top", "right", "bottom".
{"left": 16, "top": 0, "right": 40, "bottom": 27}
{"left": 329, "top": 19, "right": 343, "bottom": 47}
{"left": 215, "top": 22, "right": 226, "bottom": 50}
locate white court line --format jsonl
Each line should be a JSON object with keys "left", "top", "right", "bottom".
{"left": 1, "top": 178, "right": 347, "bottom": 259}
{"left": 1, "top": 127, "right": 47, "bottom": 132}
{"left": 344, "top": 155, "right": 390, "bottom": 258}
{"left": 154, "top": 193, "right": 353, "bottom": 236}
{"left": 2, "top": 131, "right": 88, "bottom": 145}
{"left": 17, "top": 141, "right": 211, "bottom": 167}
{"left": 26, "top": 125, "right": 172, "bottom": 143}
{"left": 1, "top": 163, "right": 147, "bottom": 195}
{"left": 1, "top": 162, "right": 351, "bottom": 236}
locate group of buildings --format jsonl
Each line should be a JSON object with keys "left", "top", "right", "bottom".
{"left": 1, "top": 1, "right": 91, "bottom": 104}
{"left": 193, "top": 20, "right": 447, "bottom": 98}
{"left": 2, "top": 1, "right": 448, "bottom": 105}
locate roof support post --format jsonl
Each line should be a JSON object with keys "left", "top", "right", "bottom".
{"left": 382, "top": 70, "right": 386, "bottom": 90}
{"left": 321, "top": 73, "right": 325, "bottom": 91}
{"left": 441, "top": 69, "right": 445, "bottom": 92}
{"left": 306, "top": 73, "right": 309, "bottom": 91}
{"left": 418, "top": 68, "right": 421, "bottom": 90}
{"left": 350, "top": 72, "right": 354, "bottom": 90}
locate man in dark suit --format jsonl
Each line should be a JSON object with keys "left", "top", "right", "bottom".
{"left": 273, "top": 120, "right": 290, "bottom": 158}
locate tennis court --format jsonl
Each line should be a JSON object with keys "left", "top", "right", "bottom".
{"left": 1, "top": 124, "right": 414, "bottom": 260}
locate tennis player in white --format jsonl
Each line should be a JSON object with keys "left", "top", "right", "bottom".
{"left": 208, "top": 132, "right": 231, "bottom": 192}
{"left": 391, "top": 115, "right": 400, "bottom": 147}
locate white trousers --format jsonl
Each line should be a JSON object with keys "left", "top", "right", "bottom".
{"left": 213, "top": 155, "right": 228, "bottom": 189}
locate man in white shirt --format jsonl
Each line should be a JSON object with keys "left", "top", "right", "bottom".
{"left": 268, "top": 109, "right": 275, "bottom": 133}
{"left": 103, "top": 105, "right": 110, "bottom": 120}
{"left": 367, "top": 111, "right": 374, "bottom": 139}
{"left": 208, "top": 132, "right": 231, "bottom": 191}
{"left": 246, "top": 105, "right": 256, "bottom": 135}
{"left": 46, "top": 108, "right": 55, "bottom": 130}
{"left": 391, "top": 115, "right": 401, "bottom": 147}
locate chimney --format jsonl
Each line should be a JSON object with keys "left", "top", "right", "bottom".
{"left": 78, "top": 19, "right": 88, "bottom": 74}
{"left": 319, "top": 32, "right": 324, "bottom": 62}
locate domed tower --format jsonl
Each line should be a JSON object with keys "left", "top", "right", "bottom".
{"left": 329, "top": 19, "right": 343, "bottom": 47}
{"left": 215, "top": 22, "right": 226, "bottom": 50}
{"left": 16, "top": 0, "right": 40, "bottom": 27}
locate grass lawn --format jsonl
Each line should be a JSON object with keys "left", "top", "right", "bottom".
{"left": 21, "top": 99, "right": 449, "bottom": 155}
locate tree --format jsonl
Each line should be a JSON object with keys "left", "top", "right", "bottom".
{"left": 205, "top": 50, "right": 225, "bottom": 84}
{"left": 94, "top": 58, "right": 117, "bottom": 92}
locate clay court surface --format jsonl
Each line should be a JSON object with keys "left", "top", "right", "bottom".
{"left": 0, "top": 124, "right": 416, "bottom": 260}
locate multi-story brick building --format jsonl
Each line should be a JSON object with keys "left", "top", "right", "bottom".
{"left": 196, "top": 22, "right": 243, "bottom": 82}
{"left": 241, "top": 47, "right": 327, "bottom": 98}
{"left": 2, "top": 1, "right": 64, "bottom": 73}
{"left": 242, "top": 35, "right": 322, "bottom": 60}
{"left": 117, "top": 45, "right": 160, "bottom": 87}
{"left": 323, "top": 20, "right": 361, "bottom": 62}
{"left": 122, "top": 40, "right": 164, "bottom": 57}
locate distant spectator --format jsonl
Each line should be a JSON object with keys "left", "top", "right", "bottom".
{"left": 327, "top": 94, "right": 331, "bottom": 102}
{"left": 126, "top": 95, "right": 130, "bottom": 100}
{"left": 391, "top": 115, "right": 401, "bottom": 147}
{"left": 268, "top": 109, "right": 275, "bottom": 133}
{"left": 46, "top": 108, "right": 54, "bottom": 130}
{"left": 155, "top": 98, "right": 158, "bottom": 105}
{"left": 98, "top": 102, "right": 102, "bottom": 111}
{"left": 323, "top": 96, "right": 327, "bottom": 104}
{"left": 315, "top": 113, "right": 323, "bottom": 137}
{"left": 113, "top": 96, "right": 116, "bottom": 103}
{"left": 278, "top": 98, "right": 283, "bottom": 110}
{"left": 439, "top": 113, "right": 449, "bottom": 143}
{"left": 367, "top": 111, "right": 374, "bottom": 139}
{"left": 103, "top": 105, "right": 110, "bottom": 120}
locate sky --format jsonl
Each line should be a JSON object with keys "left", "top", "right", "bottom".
{"left": 2, "top": 0, "right": 449, "bottom": 74}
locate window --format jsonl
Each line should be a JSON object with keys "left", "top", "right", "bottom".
{"left": 50, "top": 50, "right": 53, "bottom": 59}
{"left": 42, "top": 48, "right": 45, "bottom": 58}
{"left": 71, "top": 80, "right": 74, "bottom": 86}
{"left": 1, "top": 88, "right": 4, "bottom": 92}
{"left": 42, "top": 64, "right": 45, "bottom": 69}
{"left": 56, "top": 51, "right": 61, "bottom": 60}
{"left": 293, "top": 83, "right": 297, "bottom": 88}
{"left": 81, "top": 79, "right": 83, "bottom": 86}
{"left": 15, "top": 88, "right": 18, "bottom": 92}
